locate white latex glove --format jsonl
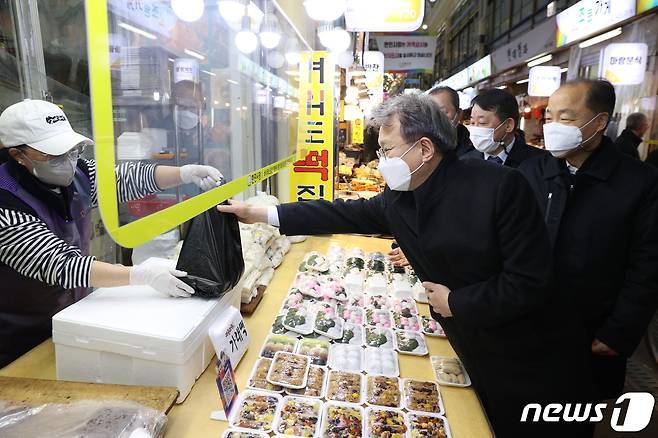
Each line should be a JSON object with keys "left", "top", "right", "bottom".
{"left": 130, "top": 261, "right": 195, "bottom": 298}
{"left": 180, "top": 165, "right": 225, "bottom": 191}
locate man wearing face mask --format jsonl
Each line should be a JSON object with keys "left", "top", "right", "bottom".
{"left": 0, "top": 99, "right": 226, "bottom": 367}
{"left": 218, "top": 92, "right": 594, "bottom": 437}
{"left": 464, "top": 88, "right": 545, "bottom": 167}
{"left": 426, "top": 85, "right": 474, "bottom": 157}
{"left": 519, "top": 79, "right": 658, "bottom": 401}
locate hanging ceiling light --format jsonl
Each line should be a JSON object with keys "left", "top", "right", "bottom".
{"left": 171, "top": 0, "right": 205, "bottom": 22}
{"left": 267, "top": 50, "right": 285, "bottom": 69}
{"left": 318, "top": 24, "right": 351, "bottom": 53}
{"left": 235, "top": 15, "right": 258, "bottom": 54}
{"left": 303, "top": 0, "right": 347, "bottom": 21}
{"left": 284, "top": 38, "right": 301, "bottom": 65}
{"left": 336, "top": 51, "right": 354, "bottom": 69}
{"left": 260, "top": 13, "right": 282, "bottom": 49}
{"left": 218, "top": 0, "right": 246, "bottom": 23}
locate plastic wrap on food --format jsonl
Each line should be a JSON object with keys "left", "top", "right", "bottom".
{"left": 0, "top": 400, "right": 167, "bottom": 438}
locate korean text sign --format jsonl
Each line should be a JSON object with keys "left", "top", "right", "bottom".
{"left": 291, "top": 52, "right": 335, "bottom": 202}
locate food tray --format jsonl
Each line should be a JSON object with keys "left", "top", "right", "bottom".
{"left": 365, "top": 375, "right": 402, "bottom": 408}
{"left": 405, "top": 412, "right": 452, "bottom": 438}
{"left": 282, "top": 306, "right": 316, "bottom": 335}
{"left": 314, "top": 311, "right": 345, "bottom": 340}
{"left": 260, "top": 335, "right": 298, "bottom": 359}
{"left": 334, "top": 322, "right": 364, "bottom": 346}
{"left": 288, "top": 366, "right": 328, "bottom": 399}
{"left": 365, "top": 274, "right": 388, "bottom": 294}
{"left": 290, "top": 273, "right": 324, "bottom": 299}
{"left": 266, "top": 351, "right": 311, "bottom": 390}
{"left": 247, "top": 358, "right": 284, "bottom": 393}
{"left": 340, "top": 306, "right": 364, "bottom": 325}
{"left": 392, "top": 312, "right": 422, "bottom": 332}
{"left": 402, "top": 379, "right": 445, "bottom": 415}
{"left": 391, "top": 298, "right": 419, "bottom": 316}
{"left": 395, "top": 330, "right": 428, "bottom": 356}
{"left": 365, "top": 406, "right": 410, "bottom": 438}
{"left": 270, "top": 314, "right": 301, "bottom": 337}
{"left": 321, "top": 401, "right": 364, "bottom": 438}
{"left": 328, "top": 344, "right": 363, "bottom": 373}
{"left": 273, "top": 395, "right": 323, "bottom": 438}
{"left": 221, "top": 428, "right": 270, "bottom": 438}
{"left": 298, "top": 251, "right": 330, "bottom": 274}
{"left": 326, "top": 370, "right": 365, "bottom": 404}
{"left": 364, "top": 347, "right": 400, "bottom": 377}
{"left": 296, "top": 338, "right": 331, "bottom": 366}
{"left": 364, "top": 326, "right": 395, "bottom": 349}
{"left": 365, "top": 294, "right": 391, "bottom": 311}
{"left": 421, "top": 316, "right": 446, "bottom": 338}
{"left": 430, "top": 356, "right": 471, "bottom": 387}
{"left": 229, "top": 390, "right": 282, "bottom": 432}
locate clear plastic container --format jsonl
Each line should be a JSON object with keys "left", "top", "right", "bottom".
{"left": 266, "top": 351, "right": 311, "bottom": 390}
{"left": 339, "top": 306, "right": 364, "bottom": 325}
{"left": 365, "top": 375, "right": 402, "bottom": 408}
{"left": 296, "top": 338, "right": 331, "bottom": 366}
{"left": 326, "top": 370, "right": 364, "bottom": 404}
{"left": 282, "top": 306, "right": 316, "bottom": 335}
{"left": 365, "top": 406, "right": 410, "bottom": 438}
{"left": 365, "top": 274, "right": 388, "bottom": 295}
{"left": 364, "top": 326, "right": 395, "bottom": 349}
{"left": 298, "top": 251, "right": 330, "bottom": 274}
{"left": 247, "top": 358, "right": 284, "bottom": 393}
{"left": 321, "top": 401, "right": 364, "bottom": 438}
{"left": 288, "top": 366, "right": 328, "bottom": 399}
{"left": 273, "top": 396, "right": 323, "bottom": 438}
{"left": 394, "top": 330, "right": 428, "bottom": 356}
{"left": 314, "top": 311, "right": 345, "bottom": 340}
{"left": 260, "top": 335, "right": 298, "bottom": 359}
{"left": 430, "top": 356, "right": 471, "bottom": 387}
{"left": 402, "top": 379, "right": 445, "bottom": 415}
{"left": 334, "top": 322, "right": 364, "bottom": 346}
{"left": 270, "top": 314, "right": 301, "bottom": 337}
{"left": 290, "top": 273, "right": 324, "bottom": 299}
{"left": 365, "top": 294, "right": 391, "bottom": 311}
{"left": 405, "top": 412, "right": 452, "bottom": 438}
{"left": 221, "top": 428, "right": 270, "bottom": 438}
{"left": 392, "top": 313, "right": 422, "bottom": 332}
{"left": 328, "top": 344, "right": 363, "bottom": 373}
{"left": 320, "top": 276, "right": 348, "bottom": 302}
{"left": 390, "top": 298, "right": 419, "bottom": 316}
{"left": 421, "top": 316, "right": 446, "bottom": 338}
{"left": 364, "top": 347, "right": 399, "bottom": 377}
{"left": 365, "top": 308, "right": 394, "bottom": 329}
{"left": 229, "top": 390, "right": 282, "bottom": 432}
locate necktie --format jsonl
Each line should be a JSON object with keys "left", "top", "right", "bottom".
{"left": 487, "top": 156, "right": 504, "bottom": 165}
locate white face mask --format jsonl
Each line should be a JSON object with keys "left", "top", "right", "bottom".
{"left": 468, "top": 120, "right": 508, "bottom": 154}
{"left": 377, "top": 140, "right": 424, "bottom": 191}
{"left": 176, "top": 109, "right": 199, "bottom": 130}
{"left": 543, "top": 115, "right": 601, "bottom": 158}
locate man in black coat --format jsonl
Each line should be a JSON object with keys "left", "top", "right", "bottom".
{"left": 614, "top": 112, "right": 648, "bottom": 160}
{"left": 221, "top": 92, "right": 593, "bottom": 437}
{"left": 520, "top": 79, "right": 658, "bottom": 401}
{"left": 427, "top": 85, "right": 474, "bottom": 158}
{"left": 463, "top": 88, "right": 545, "bottom": 168}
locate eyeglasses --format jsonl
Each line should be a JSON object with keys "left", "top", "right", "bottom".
{"left": 21, "top": 144, "right": 86, "bottom": 165}
{"left": 376, "top": 139, "right": 421, "bottom": 160}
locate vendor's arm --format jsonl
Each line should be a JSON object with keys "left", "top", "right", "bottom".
{"left": 447, "top": 170, "right": 554, "bottom": 328}
{"left": 219, "top": 195, "right": 390, "bottom": 236}
{"left": 0, "top": 208, "right": 194, "bottom": 297}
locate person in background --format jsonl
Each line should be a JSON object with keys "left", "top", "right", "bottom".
{"left": 519, "top": 79, "right": 658, "bottom": 401}
{"left": 219, "top": 92, "right": 594, "bottom": 437}
{"left": 614, "top": 112, "right": 649, "bottom": 159}
{"left": 426, "top": 85, "right": 474, "bottom": 158}
{"left": 464, "top": 88, "right": 544, "bottom": 167}
{"left": 0, "top": 99, "right": 225, "bottom": 367}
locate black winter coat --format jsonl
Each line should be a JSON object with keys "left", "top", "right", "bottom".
{"left": 519, "top": 137, "right": 658, "bottom": 357}
{"left": 463, "top": 136, "right": 546, "bottom": 168}
{"left": 278, "top": 152, "right": 593, "bottom": 437}
{"left": 614, "top": 128, "right": 641, "bottom": 160}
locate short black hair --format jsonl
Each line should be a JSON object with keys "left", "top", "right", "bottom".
{"left": 471, "top": 88, "right": 519, "bottom": 129}
{"left": 427, "top": 86, "right": 460, "bottom": 111}
{"left": 566, "top": 79, "right": 616, "bottom": 124}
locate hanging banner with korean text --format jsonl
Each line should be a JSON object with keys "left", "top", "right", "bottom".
{"left": 528, "top": 66, "right": 562, "bottom": 97}
{"left": 600, "top": 43, "right": 648, "bottom": 85}
{"left": 290, "top": 52, "right": 335, "bottom": 202}
{"left": 556, "top": 0, "right": 635, "bottom": 47}
{"left": 375, "top": 36, "right": 436, "bottom": 73}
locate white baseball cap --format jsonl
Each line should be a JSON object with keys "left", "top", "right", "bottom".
{"left": 0, "top": 99, "right": 93, "bottom": 155}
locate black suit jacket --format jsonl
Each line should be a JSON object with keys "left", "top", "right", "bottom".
{"left": 614, "top": 128, "right": 641, "bottom": 159}
{"left": 463, "top": 136, "right": 545, "bottom": 168}
{"left": 278, "top": 153, "right": 593, "bottom": 436}
{"left": 520, "top": 137, "right": 658, "bottom": 357}
{"left": 455, "top": 123, "right": 474, "bottom": 157}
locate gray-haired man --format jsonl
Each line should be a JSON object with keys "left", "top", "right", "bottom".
{"left": 614, "top": 112, "right": 649, "bottom": 159}
{"left": 220, "top": 92, "right": 593, "bottom": 437}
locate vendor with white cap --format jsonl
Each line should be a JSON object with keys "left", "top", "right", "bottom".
{"left": 0, "top": 99, "right": 225, "bottom": 367}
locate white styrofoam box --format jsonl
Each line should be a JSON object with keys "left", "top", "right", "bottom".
{"left": 53, "top": 271, "right": 241, "bottom": 403}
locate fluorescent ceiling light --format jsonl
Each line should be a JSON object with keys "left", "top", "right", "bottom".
{"left": 227, "top": 79, "right": 239, "bottom": 85}
{"left": 202, "top": 70, "right": 216, "bottom": 76}
{"left": 184, "top": 48, "right": 206, "bottom": 60}
{"left": 118, "top": 22, "right": 157, "bottom": 40}
{"left": 516, "top": 78, "right": 529, "bottom": 84}
{"left": 579, "top": 27, "right": 622, "bottom": 48}
{"left": 526, "top": 52, "right": 548, "bottom": 63}
{"left": 527, "top": 54, "right": 552, "bottom": 68}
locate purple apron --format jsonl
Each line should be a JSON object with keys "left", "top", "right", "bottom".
{"left": 0, "top": 163, "right": 92, "bottom": 367}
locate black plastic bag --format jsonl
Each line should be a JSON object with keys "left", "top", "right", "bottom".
{"left": 176, "top": 205, "right": 244, "bottom": 299}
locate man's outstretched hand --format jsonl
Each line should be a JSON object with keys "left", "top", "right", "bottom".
{"left": 217, "top": 199, "right": 268, "bottom": 224}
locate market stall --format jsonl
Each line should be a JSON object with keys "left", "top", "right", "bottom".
{"left": 0, "top": 235, "right": 492, "bottom": 438}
